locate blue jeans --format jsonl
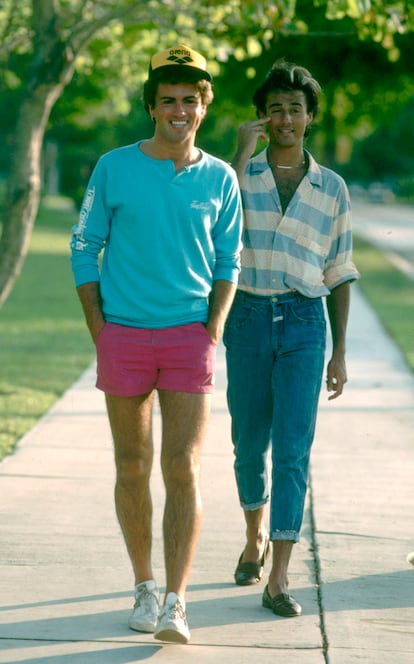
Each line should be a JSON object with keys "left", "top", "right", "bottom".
{"left": 224, "top": 290, "right": 326, "bottom": 542}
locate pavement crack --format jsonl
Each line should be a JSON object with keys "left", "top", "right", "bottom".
{"left": 308, "top": 470, "right": 329, "bottom": 664}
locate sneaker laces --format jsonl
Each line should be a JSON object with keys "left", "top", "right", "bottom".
{"left": 134, "top": 584, "right": 159, "bottom": 609}
{"left": 167, "top": 600, "right": 187, "bottom": 622}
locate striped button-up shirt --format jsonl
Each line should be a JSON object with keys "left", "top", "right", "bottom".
{"left": 238, "top": 148, "right": 360, "bottom": 297}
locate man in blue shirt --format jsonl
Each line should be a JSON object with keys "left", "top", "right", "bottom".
{"left": 71, "top": 44, "right": 242, "bottom": 644}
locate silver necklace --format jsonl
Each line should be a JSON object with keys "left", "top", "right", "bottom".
{"left": 273, "top": 159, "right": 305, "bottom": 170}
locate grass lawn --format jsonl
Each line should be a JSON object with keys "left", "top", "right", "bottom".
{"left": 352, "top": 235, "right": 414, "bottom": 372}
{"left": 0, "top": 201, "right": 413, "bottom": 462}
{"left": 0, "top": 197, "right": 94, "bottom": 460}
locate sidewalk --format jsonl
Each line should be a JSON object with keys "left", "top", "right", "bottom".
{"left": 0, "top": 286, "right": 413, "bottom": 664}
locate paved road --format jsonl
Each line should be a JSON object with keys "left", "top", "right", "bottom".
{"left": 352, "top": 200, "right": 414, "bottom": 279}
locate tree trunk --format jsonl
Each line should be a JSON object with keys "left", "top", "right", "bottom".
{"left": 0, "top": 81, "right": 68, "bottom": 307}
{"left": 0, "top": 0, "right": 78, "bottom": 308}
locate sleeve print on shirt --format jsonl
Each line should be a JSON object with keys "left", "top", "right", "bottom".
{"left": 73, "top": 186, "right": 95, "bottom": 252}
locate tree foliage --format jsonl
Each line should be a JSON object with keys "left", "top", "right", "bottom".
{"left": 0, "top": 0, "right": 413, "bottom": 308}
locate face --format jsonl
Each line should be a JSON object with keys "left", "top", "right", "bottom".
{"left": 149, "top": 82, "right": 207, "bottom": 144}
{"left": 261, "top": 90, "right": 313, "bottom": 147}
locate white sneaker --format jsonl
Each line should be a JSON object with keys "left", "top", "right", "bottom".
{"left": 128, "top": 580, "right": 160, "bottom": 633}
{"left": 154, "top": 592, "right": 191, "bottom": 644}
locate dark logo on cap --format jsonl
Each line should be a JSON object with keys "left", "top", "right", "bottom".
{"left": 167, "top": 49, "right": 194, "bottom": 65}
{"left": 167, "top": 54, "right": 194, "bottom": 65}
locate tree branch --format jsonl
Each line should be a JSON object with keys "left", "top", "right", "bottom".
{"left": 67, "top": 2, "right": 155, "bottom": 53}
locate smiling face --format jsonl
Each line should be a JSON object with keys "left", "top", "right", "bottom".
{"left": 261, "top": 89, "right": 313, "bottom": 148}
{"left": 149, "top": 82, "right": 207, "bottom": 146}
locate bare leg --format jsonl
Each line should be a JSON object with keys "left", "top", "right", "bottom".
{"left": 267, "top": 540, "right": 294, "bottom": 596}
{"left": 158, "top": 390, "right": 211, "bottom": 599}
{"left": 241, "top": 506, "right": 268, "bottom": 562}
{"left": 105, "top": 391, "right": 155, "bottom": 584}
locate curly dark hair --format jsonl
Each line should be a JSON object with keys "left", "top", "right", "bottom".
{"left": 252, "top": 59, "right": 321, "bottom": 118}
{"left": 142, "top": 67, "right": 214, "bottom": 114}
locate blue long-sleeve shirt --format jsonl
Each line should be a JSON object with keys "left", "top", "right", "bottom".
{"left": 71, "top": 142, "right": 242, "bottom": 328}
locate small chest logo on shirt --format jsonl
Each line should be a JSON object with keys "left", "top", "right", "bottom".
{"left": 190, "top": 200, "right": 210, "bottom": 211}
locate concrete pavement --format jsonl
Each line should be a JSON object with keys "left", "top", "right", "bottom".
{"left": 352, "top": 201, "right": 414, "bottom": 280}
{"left": 1, "top": 285, "right": 413, "bottom": 663}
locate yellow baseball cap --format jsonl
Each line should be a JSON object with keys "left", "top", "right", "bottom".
{"left": 149, "top": 44, "right": 212, "bottom": 82}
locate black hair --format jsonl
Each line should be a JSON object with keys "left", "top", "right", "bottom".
{"left": 142, "top": 67, "right": 214, "bottom": 114}
{"left": 253, "top": 59, "right": 321, "bottom": 118}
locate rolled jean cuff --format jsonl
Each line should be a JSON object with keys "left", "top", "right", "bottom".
{"left": 240, "top": 498, "right": 269, "bottom": 511}
{"left": 270, "top": 529, "right": 300, "bottom": 543}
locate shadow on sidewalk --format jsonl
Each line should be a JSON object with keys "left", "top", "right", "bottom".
{"left": 2, "top": 570, "right": 412, "bottom": 636}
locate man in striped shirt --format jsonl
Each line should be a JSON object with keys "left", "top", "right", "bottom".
{"left": 224, "top": 59, "right": 359, "bottom": 618}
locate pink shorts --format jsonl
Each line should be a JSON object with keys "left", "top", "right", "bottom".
{"left": 95, "top": 321, "right": 217, "bottom": 396}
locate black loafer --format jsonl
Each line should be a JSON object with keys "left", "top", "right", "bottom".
{"left": 262, "top": 585, "right": 302, "bottom": 617}
{"left": 234, "top": 538, "right": 270, "bottom": 586}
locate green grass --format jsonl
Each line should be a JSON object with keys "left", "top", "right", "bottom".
{"left": 0, "top": 197, "right": 94, "bottom": 460}
{"left": 352, "top": 235, "right": 414, "bottom": 372}
{"left": 0, "top": 200, "right": 413, "bottom": 462}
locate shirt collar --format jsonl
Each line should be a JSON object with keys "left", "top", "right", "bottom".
{"left": 249, "top": 148, "right": 322, "bottom": 187}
